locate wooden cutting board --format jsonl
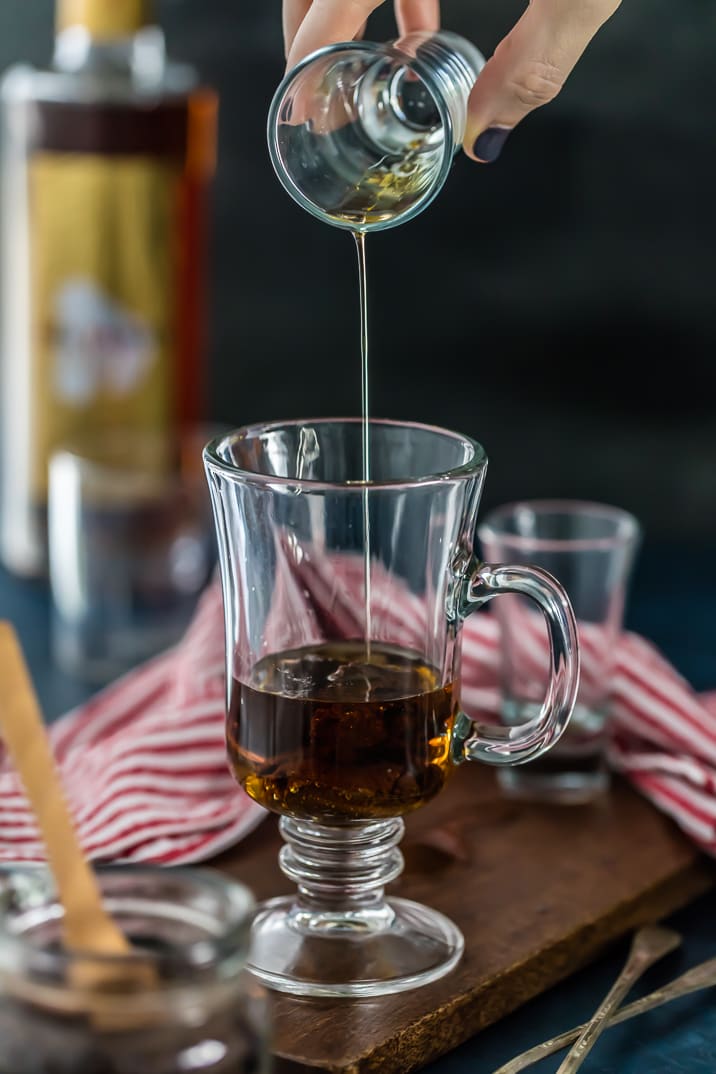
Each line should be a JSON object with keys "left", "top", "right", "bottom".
{"left": 214, "top": 767, "right": 714, "bottom": 1074}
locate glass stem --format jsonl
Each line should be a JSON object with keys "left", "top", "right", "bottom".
{"left": 279, "top": 817, "right": 404, "bottom": 932}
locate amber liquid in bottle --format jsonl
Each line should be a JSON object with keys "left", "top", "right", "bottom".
{"left": 0, "top": 1, "right": 217, "bottom": 576}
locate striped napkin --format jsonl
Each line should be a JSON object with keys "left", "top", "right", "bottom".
{"left": 1, "top": 552, "right": 715, "bottom": 863}
{"left": 0, "top": 584, "right": 264, "bottom": 865}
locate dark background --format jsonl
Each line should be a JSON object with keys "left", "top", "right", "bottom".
{"left": 2, "top": 0, "right": 715, "bottom": 543}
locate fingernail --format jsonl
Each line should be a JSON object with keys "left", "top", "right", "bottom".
{"left": 472, "top": 126, "right": 512, "bottom": 163}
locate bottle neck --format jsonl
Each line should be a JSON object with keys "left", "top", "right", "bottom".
{"left": 53, "top": 0, "right": 165, "bottom": 82}
{"left": 56, "top": 0, "right": 153, "bottom": 39}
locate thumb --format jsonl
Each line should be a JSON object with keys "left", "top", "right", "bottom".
{"left": 464, "top": 0, "right": 621, "bottom": 163}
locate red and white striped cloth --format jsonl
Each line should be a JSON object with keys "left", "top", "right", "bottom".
{"left": 0, "top": 585, "right": 264, "bottom": 865}
{"left": 2, "top": 553, "right": 716, "bottom": 863}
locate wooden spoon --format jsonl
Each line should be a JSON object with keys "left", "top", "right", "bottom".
{"left": 0, "top": 622, "right": 154, "bottom": 1012}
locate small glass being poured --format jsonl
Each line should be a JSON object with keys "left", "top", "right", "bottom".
{"left": 268, "top": 30, "right": 485, "bottom": 232}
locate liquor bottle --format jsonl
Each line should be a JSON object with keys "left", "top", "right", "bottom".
{"left": 0, "top": 0, "right": 217, "bottom": 576}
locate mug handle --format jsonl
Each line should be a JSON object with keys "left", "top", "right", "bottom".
{"left": 456, "top": 561, "right": 580, "bottom": 766}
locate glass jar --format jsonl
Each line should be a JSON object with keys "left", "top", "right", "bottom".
{"left": 0, "top": 865, "right": 269, "bottom": 1073}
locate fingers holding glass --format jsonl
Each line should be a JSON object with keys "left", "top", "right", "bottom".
{"left": 463, "top": 0, "right": 621, "bottom": 162}
{"left": 284, "top": 0, "right": 441, "bottom": 64}
{"left": 286, "top": 0, "right": 387, "bottom": 69}
{"left": 395, "top": 0, "right": 440, "bottom": 36}
{"left": 283, "top": 0, "right": 312, "bottom": 58}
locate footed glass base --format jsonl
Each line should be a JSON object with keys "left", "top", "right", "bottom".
{"left": 248, "top": 894, "right": 464, "bottom": 997}
{"left": 246, "top": 814, "right": 464, "bottom": 997}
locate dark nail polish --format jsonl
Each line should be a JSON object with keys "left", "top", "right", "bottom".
{"left": 472, "top": 126, "right": 512, "bottom": 163}
{"left": 280, "top": 98, "right": 293, "bottom": 123}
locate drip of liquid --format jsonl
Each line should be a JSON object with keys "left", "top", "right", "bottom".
{"left": 354, "top": 230, "right": 372, "bottom": 657}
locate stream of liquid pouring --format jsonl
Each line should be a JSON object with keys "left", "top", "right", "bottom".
{"left": 354, "top": 230, "right": 372, "bottom": 657}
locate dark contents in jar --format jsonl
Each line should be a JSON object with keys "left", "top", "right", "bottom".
{"left": 0, "top": 994, "right": 264, "bottom": 1073}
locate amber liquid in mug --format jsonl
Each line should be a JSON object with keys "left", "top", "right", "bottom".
{"left": 227, "top": 641, "right": 457, "bottom": 821}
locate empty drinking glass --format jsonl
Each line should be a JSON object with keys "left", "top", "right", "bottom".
{"left": 479, "top": 500, "right": 642, "bottom": 803}
{"left": 48, "top": 428, "right": 214, "bottom": 684}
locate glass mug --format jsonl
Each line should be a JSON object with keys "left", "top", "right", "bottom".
{"left": 204, "top": 419, "right": 579, "bottom": 997}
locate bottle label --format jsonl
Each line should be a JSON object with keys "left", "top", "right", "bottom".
{"left": 28, "top": 152, "right": 181, "bottom": 496}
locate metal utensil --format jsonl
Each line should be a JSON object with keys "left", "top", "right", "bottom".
{"left": 555, "top": 926, "right": 681, "bottom": 1073}
{"left": 493, "top": 953, "right": 716, "bottom": 1073}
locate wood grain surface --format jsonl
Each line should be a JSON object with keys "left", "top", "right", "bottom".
{"left": 214, "top": 767, "right": 714, "bottom": 1074}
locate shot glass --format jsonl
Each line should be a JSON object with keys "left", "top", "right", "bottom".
{"left": 48, "top": 428, "right": 214, "bottom": 684}
{"left": 478, "top": 500, "right": 641, "bottom": 803}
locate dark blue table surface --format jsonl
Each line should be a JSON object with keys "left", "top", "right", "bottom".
{"left": 2, "top": 539, "right": 716, "bottom": 1073}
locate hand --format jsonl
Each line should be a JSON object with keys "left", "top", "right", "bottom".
{"left": 283, "top": 1, "right": 621, "bottom": 163}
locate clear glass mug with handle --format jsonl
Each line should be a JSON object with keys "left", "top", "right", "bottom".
{"left": 204, "top": 419, "right": 579, "bottom": 998}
